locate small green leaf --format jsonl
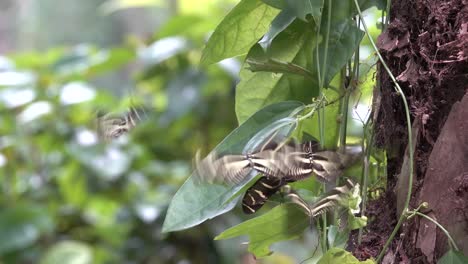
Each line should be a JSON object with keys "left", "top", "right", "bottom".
{"left": 438, "top": 250, "right": 468, "bottom": 264}
{"left": 347, "top": 214, "right": 367, "bottom": 230}
{"left": 318, "top": 248, "right": 375, "bottom": 264}
{"left": 40, "top": 241, "right": 93, "bottom": 264}
{"left": 201, "top": 0, "right": 280, "bottom": 65}
{"left": 215, "top": 203, "right": 310, "bottom": 258}
{"left": 0, "top": 204, "right": 54, "bottom": 254}
{"left": 327, "top": 225, "right": 349, "bottom": 248}
{"left": 162, "top": 101, "right": 304, "bottom": 233}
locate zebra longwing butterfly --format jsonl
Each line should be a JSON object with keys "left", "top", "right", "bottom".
{"left": 96, "top": 107, "right": 146, "bottom": 141}
{"left": 240, "top": 143, "right": 361, "bottom": 214}
{"left": 241, "top": 176, "right": 294, "bottom": 214}
{"left": 195, "top": 138, "right": 361, "bottom": 214}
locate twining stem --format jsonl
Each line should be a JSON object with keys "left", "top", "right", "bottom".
{"left": 353, "top": 0, "right": 415, "bottom": 262}
{"left": 412, "top": 212, "right": 459, "bottom": 251}
{"left": 385, "top": 0, "right": 391, "bottom": 27}
{"left": 358, "top": 125, "right": 373, "bottom": 244}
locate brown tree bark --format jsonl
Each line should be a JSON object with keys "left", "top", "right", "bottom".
{"left": 351, "top": 0, "right": 468, "bottom": 263}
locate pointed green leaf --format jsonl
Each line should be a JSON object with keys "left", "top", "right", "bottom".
{"left": 201, "top": 0, "right": 280, "bottom": 65}
{"left": 162, "top": 101, "right": 304, "bottom": 233}
{"left": 215, "top": 203, "right": 310, "bottom": 258}
{"left": 318, "top": 248, "right": 375, "bottom": 264}
{"left": 438, "top": 250, "right": 468, "bottom": 264}
{"left": 235, "top": 20, "right": 318, "bottom": 123}
{"left": 317, "top": 20, "right": 365, "bottom": 87}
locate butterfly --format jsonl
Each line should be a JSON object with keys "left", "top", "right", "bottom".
{"left": 96, "top": 107, "right": 146, "bottom": 141}
{"left": 195, "top": 139, "right": 360, "bottom": 214}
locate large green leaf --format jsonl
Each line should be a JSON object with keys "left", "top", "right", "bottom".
{"left": 162, "top": 101, "right": 304, "bottom": 232}
{"left": 40, "top": 241, "right": 93, "bottom": 264}
{"left": 316, "top": 20, "right": 365, "bottom": 87}
{"left": 318, "top": 248, "right": 375, "bottom": 264}
{"left": 438, "top": 250, "right": 468, "bottom": 264}
{"left": 296, "top": 91, "right": 340, "bottom": 148}
{"left": 284, "top": 0, "right": 324, "bottom": 23}
{"left": 258, "top": 9, "right": 296, "bottom": 50}
{"left": 0, "top": 204, "right": 54, "bottom": 254}
{"left": 236, "top": 17, "right": 363, "bottom": 123}
{"left": 200, "top": 0, "right": 280, "bottom": 65}
{"left": 235, "top": 20, "right": 317, "bottom": 123}
{"left": 215, "top": 203, "right": 310, "bottom": 258}
{"left": 261, "top": 0, "right": 384, "bottom": 23}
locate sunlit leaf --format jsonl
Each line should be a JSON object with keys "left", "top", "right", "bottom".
{"left": 40, "top": 241, "right": 93, "bottom": 264}
{"left": 0, "top": 204, "right": 53, "bottom": 254}
{"left": 201, "top": 0, "right": 280, "bottom": 65}
{"left": 318, "top": 248, "right": 375, "bottom": 264}
{"left": 162, "top": 101, "right": 304, "bottom": 232}
{"left": 9, "top": 48, "right": 65, "bottom": 69}
{"left": 157, "top": 15, "right": 207, "bottom": 38}
{"left": 438, "top": 250, "right": 468, "bottom": 264}
{"left": 215, "top": 203, "right": 310, "bottom": 258}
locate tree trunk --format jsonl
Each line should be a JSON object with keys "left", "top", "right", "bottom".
{"left": 352, "top": 0, "right": 468, "bottom": 263}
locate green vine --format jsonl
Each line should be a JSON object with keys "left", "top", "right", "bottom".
{"left": 352, "top": 0, "right": 415, "bottom": 262}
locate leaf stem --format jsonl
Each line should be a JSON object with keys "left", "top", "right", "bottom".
{"left": 411, "top": 211, "right": 459, "bottom": 251}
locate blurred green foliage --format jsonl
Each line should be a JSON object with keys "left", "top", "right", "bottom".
{"left": 0, "top": 1, "right": 247, "bottom": 263}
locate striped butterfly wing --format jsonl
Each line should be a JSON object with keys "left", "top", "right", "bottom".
{"left": 310, "top": 151, "right": 347, "bottom": 182}
{"left": 194, "top": 147, "right": 287, "bottom": 185}
{"left": 97, "top": 107, "right": 145, "bottom": 141}
{"left": 309, "top": 179, "right": 355, "bottom": 217}
{"left": 240, "top": 142, "right": 317, "bottom": 214}
{"left": 195, "top": 152, "right": 254, "bottom": 184}
{"left": 279, "top": 140, "right": 333, "bottom": 182}
{"left": 242, "top": 176, "right": 285, "bottom": 214}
